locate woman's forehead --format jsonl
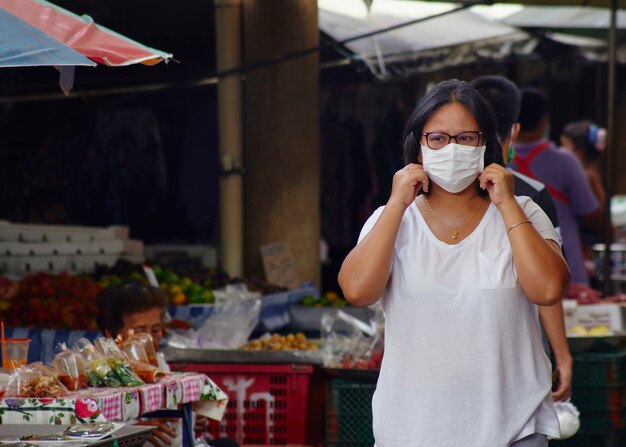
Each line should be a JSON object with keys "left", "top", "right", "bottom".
{"left": 122, "top": 307, "right": 162, "bottom": 328}
{"left": 424, "top": 103, "right": 478, "bottom": 131}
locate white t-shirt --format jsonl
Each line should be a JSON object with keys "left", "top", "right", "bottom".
{"left": 358, "top": 196, "right": 561, "bottom": 447}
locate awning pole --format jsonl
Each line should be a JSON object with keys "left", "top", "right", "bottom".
{"left": 215, "top": 0, "right": 244, "bottom": 278}
{"left": 602, "top": 0, "right": 617, "bottom": 296}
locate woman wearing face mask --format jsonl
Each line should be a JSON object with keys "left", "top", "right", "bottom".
{"left": 338, "top": 79, "right": 570, "bottom": 447}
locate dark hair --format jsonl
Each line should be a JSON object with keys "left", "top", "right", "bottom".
{"left": 518, "top": 87, "right": 548, "bottom": 131}
{"left": 470, "top": 75, "right": 520, "bottom": 142}
{"left": 96, "top": 281, "right": 167, "bottom": 337}
{"left": 562, "top": 119, "right": 605, "bottom": 161}
{"left": 402, "top": 79, "right": 503, "bottom": 196}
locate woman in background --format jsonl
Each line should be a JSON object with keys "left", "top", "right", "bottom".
{"left": 560, "top": 119, "right": 609, "bottom": 280}
{"left": 560, "top": 120, "right": 607, "bottom": 208}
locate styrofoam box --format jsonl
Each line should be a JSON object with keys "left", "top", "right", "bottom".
{"left": 0, "top": 256, "right": 69, "bottom": 274}
{"left": 564, "top": 303, "right": 626, "bottom": 332}
{"left": 0, "top": 239, "right": 143, "bottom": 257}
{"left": 0, "top": 221, "right": 129, "bottom": 243}
{"left": 0, "top": 254, "right": 145, "bottom": 275}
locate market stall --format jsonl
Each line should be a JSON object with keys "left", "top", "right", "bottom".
{"left": 0, "top": 371, "right": 228, "bottom": 447}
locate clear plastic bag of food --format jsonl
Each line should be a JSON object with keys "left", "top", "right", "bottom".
{"left": 128, "top": 360, "right": 167, "bottom": 383}
{"left": 6, "top": 363, "right": 70, "bottom": 398}
{"left": 169, "top": 285, "right": 261, "bottom": 350}
{"left": 94, "top": 337, "right": 144, "bottom": 387}
{"left": 120, "top": 333, "right": 166, "bottom": 383}
{"left": 321, "top": 307, "right": 384, "bottom": 369}
{"left": 73, "top": 338, "right": 121, "bottom": 387}
{"left": 121, "top": 333, "right": 149, "bottom": 364}
{"left": 133, "top": 333, "right": 158, "bottom": 367}
{"left": 51, "top": 343, "right": 89, "bottom": 391}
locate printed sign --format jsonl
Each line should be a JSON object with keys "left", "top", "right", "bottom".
{"left": 260, "top": 242, "right": 300, "bottom": 290}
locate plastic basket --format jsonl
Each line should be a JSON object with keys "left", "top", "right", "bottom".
{"left": 326, "top": 379, "right": 376, "bottom": 447}
{"left": 574, "top": 350, "right": 626, "bottom": 386}
{"left": 173, "top": 363, "right": 324, "bottom": 446}
{"left": 572, "top": 384, "right": 626, "bottom": 411}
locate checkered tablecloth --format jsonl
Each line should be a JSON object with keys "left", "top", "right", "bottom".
{"left": 0, "top": 372, "right": 228, "bottom": 424}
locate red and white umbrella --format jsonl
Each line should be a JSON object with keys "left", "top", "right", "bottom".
{"left": 0, "top": 0, "right": 173, "bottom": 93}
{"left": 0, "top": 0, "right": 172, "bottom": 67}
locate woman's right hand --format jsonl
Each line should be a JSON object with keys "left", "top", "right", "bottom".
{"left": 134, "top": 418, "right": 178, "bottom": 446}
{"left": 390, "top": 163, "right": 429, "bottom": 207}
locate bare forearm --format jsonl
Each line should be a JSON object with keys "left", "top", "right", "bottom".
{"left": 539, "top": 301, "right": 573, "bottom": 401}
{"left": 338, "top": 201, "right": 406, "bottom": 306}
{"left": 539, "top": 302, "right": 572, "bottom": 366}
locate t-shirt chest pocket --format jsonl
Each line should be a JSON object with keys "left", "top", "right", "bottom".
{"left": 479, "top": 248, "right": 517, "bottom": 289}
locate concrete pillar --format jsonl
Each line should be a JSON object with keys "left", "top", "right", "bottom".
{"left": 242, "top": 1, "right": 321, "bottom": 287}
{"left": 215, "top": 0, "right": 244, "bottom": 278}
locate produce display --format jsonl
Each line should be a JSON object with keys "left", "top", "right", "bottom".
{"left": 0, "top": 272, "right": 101, "bottom": 330}
{"left": 338, "top": 350, "right": 384, "bottom": 370}
{"left": 93, "top": 260, "right": 222, "bottom": 305}
{"left": 241, "top": 332, "right": 319, "bottom": 351}
{"left": 91, "top": 259, "right": 289, "bottom": 306}
{"left": 300, "top": 290, "right": 349, "bottom": 307}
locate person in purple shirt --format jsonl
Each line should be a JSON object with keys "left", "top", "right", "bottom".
{"left": 510, "top": 87, "right": 604, "bottom": 285}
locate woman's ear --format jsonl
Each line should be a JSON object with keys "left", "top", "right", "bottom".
{"left": 511, "top": 123, "right": 521, "bottom": 142}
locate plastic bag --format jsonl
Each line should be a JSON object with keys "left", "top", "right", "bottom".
{"left": 121, "top": 333, "right": 151, "bottom": 365}
{"left": 552, "top": 401, "right": 581, "bottom": 440}
{"left": 165, "top": 284, "right": 261, "bottom": 349}
{"left": 7, "top": 363, "right": 69, "bottom": 398}
{"left": 51, "top": 343, "right": 88, "bottom": 391}
{"left": 121, "top": 333, "right": 167, "bottom": 383}
{"left": 321, "top": 307, "right": 384, "bottom": 369}
{"left": 73, "top": 338, "right": 122, "bottom": 387}
{"left": 94, "top": 337, "right": 144, "bottom": 387}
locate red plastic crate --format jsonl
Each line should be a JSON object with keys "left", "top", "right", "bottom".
{"left": 171, "top": 363, "right": 325, "bottom": 446}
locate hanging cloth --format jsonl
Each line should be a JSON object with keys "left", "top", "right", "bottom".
{"left": 513, "top": 142, "right": 572, "bottom": 204}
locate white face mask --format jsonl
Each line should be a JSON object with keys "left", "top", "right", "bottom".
{"left": 421, "top": 143, "right": 486, "bottom": 193}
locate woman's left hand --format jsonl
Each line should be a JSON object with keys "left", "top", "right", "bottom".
{"left": 478, "top": 163, "right": 515, "bottom": 207}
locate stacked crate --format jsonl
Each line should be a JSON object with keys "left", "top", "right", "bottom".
{"left": 0, "top": 220, "right": 144, "bottom": 275}
{"left": 326, "top": 378, "right": 377, "bottom": 447}
{"left": 558, "top": 350, "right": 626, "bottom": 446}
{"left": 171, "top": 363, "right": 325, "bottom": 446}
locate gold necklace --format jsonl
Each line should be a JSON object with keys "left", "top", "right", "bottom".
{"left": 424, "top": 196, "right": 484, "bottom": 240}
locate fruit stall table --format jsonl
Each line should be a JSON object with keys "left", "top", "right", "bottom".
{"left": 0, "top": 372, "right": 228, "bottom": 447}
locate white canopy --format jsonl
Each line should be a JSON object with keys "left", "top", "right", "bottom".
{"left": 319, "top": 0, "right": 625, "bottom": 77}
{"left": 318, "top": 0, "right": 535, "bottom": 78}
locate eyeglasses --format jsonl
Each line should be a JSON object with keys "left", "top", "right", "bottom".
{"left": 422, "top": 131, "right": 484, "bottom": 149}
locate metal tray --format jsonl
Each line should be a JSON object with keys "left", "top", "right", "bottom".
{"left": 0, "top": 425, "right": 154, "bottom": 447}
{"left": 162, "top": 347, "right": 324, "bottom": 365}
